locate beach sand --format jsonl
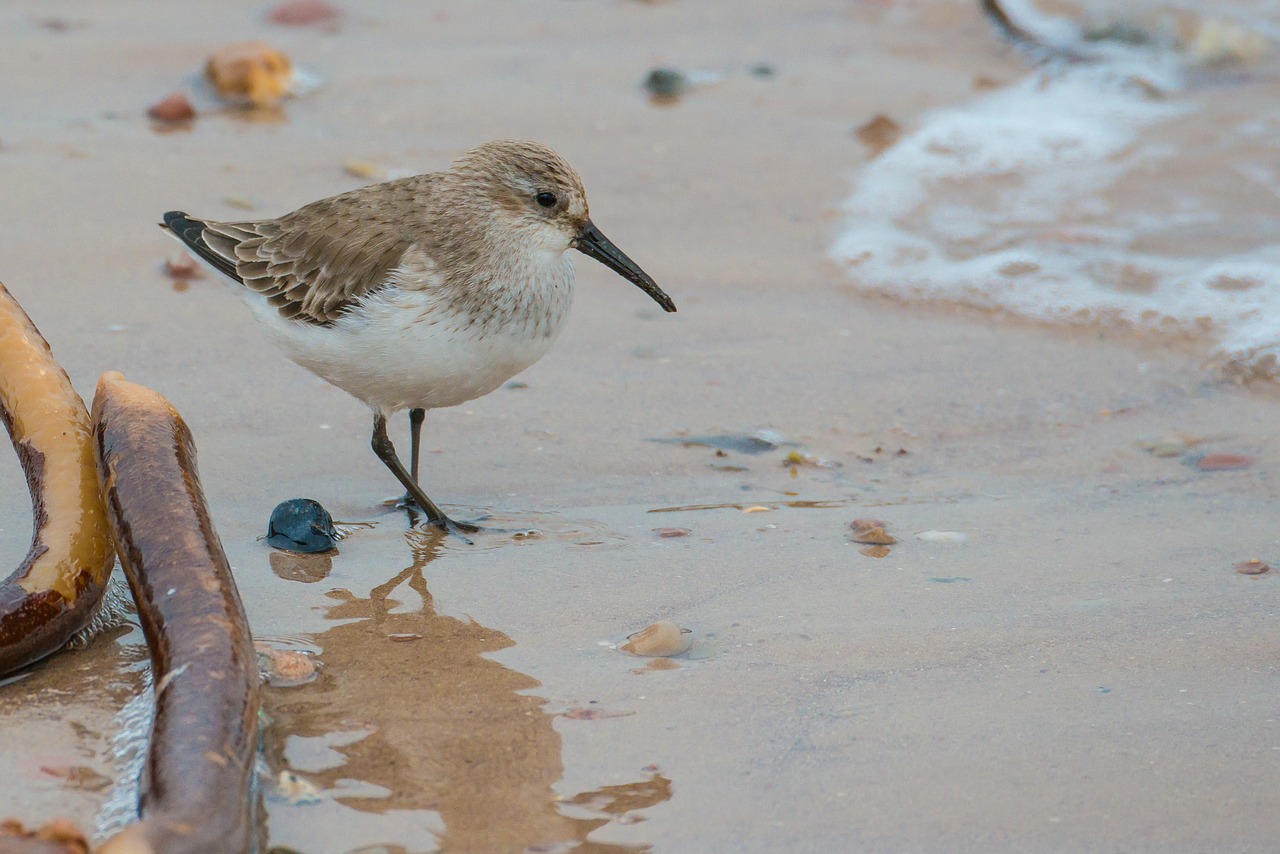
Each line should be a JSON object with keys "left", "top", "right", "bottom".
{"left": 0, "top": 1, "right": 1277, "bottom": 851}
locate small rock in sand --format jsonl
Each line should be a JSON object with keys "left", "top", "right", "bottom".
{"left": 644, "top": 68, "right": 688, "bottom": 103}
{"left": 146, "top": 91, "right": 196, "bottom": 122}
{"left": 1234, "top": 559, "right": 1270, "bottom": 576}
{"left": 855, "top": 114, "right": 902, "bottom": 156}
{"left": 268, "top": 0, "right": 341, "bottom": 26}
{"left": 162, "top": 253, "right": 202, "bottom": 280}
{"left": 1194, "top": 453, "right": 1255, "bottom": 471}
{"left": 256, "top": 643, "right": 320, "bottom": 686}
{"left": 267, "top": 497, "right": 338, "bottom": 553}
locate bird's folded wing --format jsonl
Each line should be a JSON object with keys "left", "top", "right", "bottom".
{"left": 203, "top": 177, "right": 429, "bottom": 324}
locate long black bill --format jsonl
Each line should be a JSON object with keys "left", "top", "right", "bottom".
{"left": 574, "top": 220, "right": 676, "bottom": 313}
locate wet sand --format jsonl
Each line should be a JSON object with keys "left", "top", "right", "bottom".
{"left": 1, "top": 1, "right": 1278, "bottom": 851}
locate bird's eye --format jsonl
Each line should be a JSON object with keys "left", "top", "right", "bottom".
{"left": 535, "top": 191, "right": 557, "bottom": 208}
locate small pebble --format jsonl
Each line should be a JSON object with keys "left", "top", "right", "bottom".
{"left": 146, "top": 91, "right": 196, "bottom": 122}
{"left": 621, "top": 621, "right": 692, "bottom": 657}
{"left": 343, "top": 158, "right": 388, "bottom": 181}
{"left": 162, "top": 253, "right": 202, "bottom": 280}
{"left": 1234, "top": 559, "right": 1270, "bottom": 576}
{"left": 1140, "top": 435, "right": 1189, "bottom": 458}
{"left": 644, "top": 67, "right": 688, "bottom": 102}
{"left": 268, "top": 0, "right": 341, "bottom": 26}
{"left": 266, "top": 498, "right": 338, "bottom": 553}
{"left": 653, "top": 527, "right": 690, "bottom": 538}
{"left": 255, "top": 644, "right": 319, "bottom": 686}
{"left": 855, "top": 114, "right": 902, "bottom": 156}
{"left": 1195, "top": 453, "right": 1255, "bottom": 471}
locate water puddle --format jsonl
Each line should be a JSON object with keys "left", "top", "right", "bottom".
{"left": 261, "top": 529, "right": 671, "bottom": 852}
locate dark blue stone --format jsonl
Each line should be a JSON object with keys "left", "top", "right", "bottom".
{"left": 266, "top": 498, "right": 337, "bottom": 554}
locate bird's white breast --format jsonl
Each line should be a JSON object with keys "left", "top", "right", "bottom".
{"left": 243, "top": 253, "right": 575, "bottom": 414}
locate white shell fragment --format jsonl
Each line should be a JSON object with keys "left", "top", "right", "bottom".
{"left": 620, "top": 620, "right": 692, "bottom": 657}
{"left": 914, "top": 530, "right": 969, "bottom": 543}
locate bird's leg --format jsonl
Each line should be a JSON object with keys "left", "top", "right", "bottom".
{"left": 371, "top": 412, "right": 478, "bottom": 540}
{"left": 408, "top": 407, "right": 425, "bottom": 484}
{"left": 395, "top": 407, "right": 426, "bottom": 509}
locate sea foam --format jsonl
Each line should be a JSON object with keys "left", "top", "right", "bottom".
{"left": 832, "top": 2, "right": 1280, "bottom": 381}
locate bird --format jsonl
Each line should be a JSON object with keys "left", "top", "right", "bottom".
{"left": 162, "top": 139, "right": 676, "bottom": 538}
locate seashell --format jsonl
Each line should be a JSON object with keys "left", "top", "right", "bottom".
{"left": 620, "top": 620, "right": 692, "bottom": 657}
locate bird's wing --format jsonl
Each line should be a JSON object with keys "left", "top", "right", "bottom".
{"left": 162, "top": 177, "right": 429, "bottom": 325}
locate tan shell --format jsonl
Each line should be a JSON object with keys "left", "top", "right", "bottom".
{"left": 205, "top": 42, "right": 293, "bottom": 107}
{"left": 851, "top": 525, "right": 896, "bottom": 545}
{"left": 620, "top": 621, "right": 692, "bottom": 657}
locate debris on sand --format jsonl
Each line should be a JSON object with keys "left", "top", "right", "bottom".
{"left": 644, "top": 67, "right": 689, "bottom": 104}
{"left": 653, "top": 527, "right": 691, "bottom": 538}
{"left": 1194, "top": 453, "right": 1255, "bottom": 472}
{"left": 621, "top": 621, "right": 692, "bottom": 657}
{"left": 1138, "top": 435, "right": 1194, "bottom": 458}
{"left": 276, "top": 770, "right": 322, "bottom": 804}
{"left": 146, "top": 91, "right": 196, "bottom": 123}
{"left": 652, "top": 429, "right": 793, "bottom": 455}
{"left": 783, "top": 450, "right": 839, "bottom": 470}
{"left": 206, "top": 41, "right": 294, "bottom": 108}
{"left": 915, "top": 530, "right": 968, "bottom": 543}
{"left": 255, "top": 643, "right": 320, "bottom": 686}
{"left": 0, "top": 819, "right": 89, "bottom": 853}
{"left": 268, "top": 0, "right": 341, "bottom": 27}
{"left": 855, "top": 114, "right": 902, "bottom": 156}
{"left": 1234, "top": 559, "right": 1270, "bottom": 576}
{"left": 344, "top": 158, "right": 388, "bottom": 181}
{"left": 1190, "top": 18, "right": 1269, "bottom": 67}
{"left": 850, "top": 519, "right": 896, "bottom": 545}
{"left": 162, "top": 253, "right": 202, "bottom": 280}
{"left": 860, "top": 545, "right": 892, "bottom": 559}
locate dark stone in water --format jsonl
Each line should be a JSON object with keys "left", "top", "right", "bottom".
{"left": 644, "top": 67, "right": 688, "bottom": 99}
{"left": 266, "top": 498, "right": 337, "bottom": 553}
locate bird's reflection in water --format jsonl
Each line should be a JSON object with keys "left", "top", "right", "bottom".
{"left": 263, "top": 529, "right": 670, "bottom": 853}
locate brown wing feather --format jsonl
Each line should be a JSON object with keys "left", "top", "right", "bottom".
{"left": 199, "top": 175, "right": 434, "bottom": 325}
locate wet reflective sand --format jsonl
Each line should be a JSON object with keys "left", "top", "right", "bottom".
{"left": 1, "top": 1, "right": 1278, "bottom": 851}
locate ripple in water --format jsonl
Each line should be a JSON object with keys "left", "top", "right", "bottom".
{"left": 417, "top": 508, "right": 628, "bottom": 554}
